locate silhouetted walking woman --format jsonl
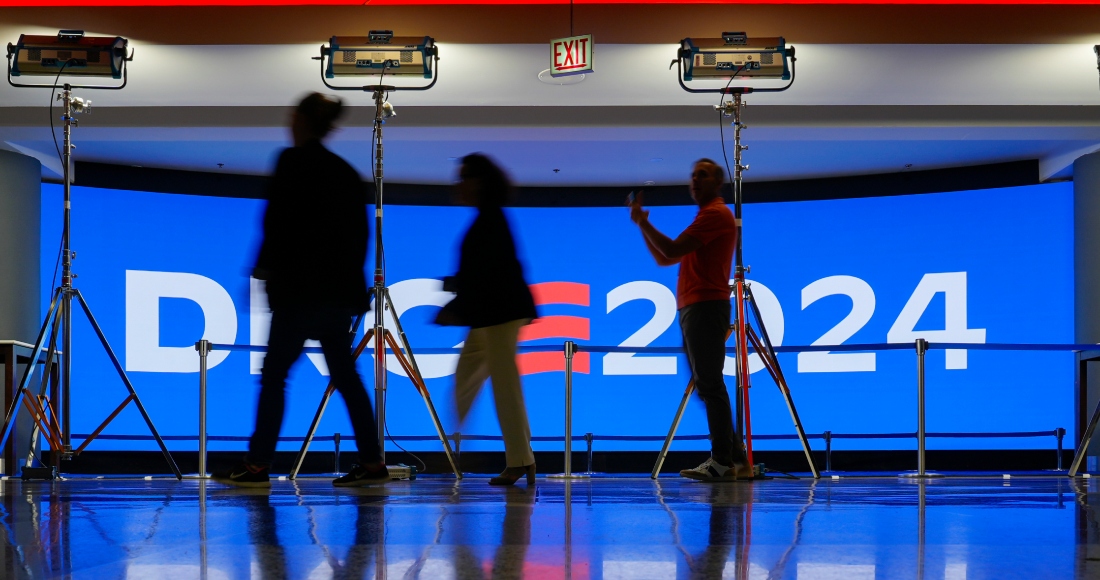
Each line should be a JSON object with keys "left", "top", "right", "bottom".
{"left": 438, "top": 154, "right": 538, "bottom": 486}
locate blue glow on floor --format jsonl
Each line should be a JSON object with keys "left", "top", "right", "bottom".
{"left": 0, "top": 475, "right": 1088, "bottom": 579}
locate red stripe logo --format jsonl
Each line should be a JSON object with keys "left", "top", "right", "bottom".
{"left": 518, "top": 282, "right": 590, "bottom": 375}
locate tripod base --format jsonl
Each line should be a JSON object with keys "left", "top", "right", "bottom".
{"left": 652, "top": 284, "right": 820, "bottom": 480}
{"left": 0, "top": 287, "right": 182, "bottom": 480}
{"left": 288, "top": 314, "right": 459, "bottom": 479}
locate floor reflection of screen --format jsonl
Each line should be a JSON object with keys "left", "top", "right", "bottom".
{"left": 41, "top": 182, "right": 1073, "bottom": 451}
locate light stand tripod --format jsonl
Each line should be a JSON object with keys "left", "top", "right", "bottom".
{"left": 653, "top": 40, "right": 819, "bottom": 479}
{"left": 0, "top": 79, "right": 181, "bottom": 479}
{"left": 290, "top": 44, "right": 460, "bottom": 479}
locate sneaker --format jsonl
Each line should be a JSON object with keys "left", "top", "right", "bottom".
{"left": 211, "top": 461, "right": 271, "bottom": 488}
{"left": 680, "top": 458, "right": 738, "bottom": 482}
{"left": 333, "top": 463, "right": 390, "bottom": 487}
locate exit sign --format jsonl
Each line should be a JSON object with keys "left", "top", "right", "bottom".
{"left": 550, "top": 34, "right": 593, "bottom": 77}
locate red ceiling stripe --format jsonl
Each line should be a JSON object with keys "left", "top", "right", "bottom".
{"left": 3, "top": 0, "right": 1100, "bottom": 5}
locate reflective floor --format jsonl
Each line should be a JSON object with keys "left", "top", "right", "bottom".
{"left": 0, "top": 474, "right": 1091, "bottom": 579}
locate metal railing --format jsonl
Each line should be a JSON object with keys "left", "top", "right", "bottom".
{"left": 181, "top": 339, "right": 1086, "bottom": 478}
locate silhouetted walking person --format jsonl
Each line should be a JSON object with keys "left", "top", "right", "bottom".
{"left": 437, "top": 154, "right": 538, "bottom": 486}
{"left": 214, "top": 93, "right": 388, "bottom": 488}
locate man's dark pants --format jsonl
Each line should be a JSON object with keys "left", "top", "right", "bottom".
{"left": 680, "top": 299, "right": 748, "bottom": 467}
{"left": 247, "top": 305, "right": 381, "bottom": 466}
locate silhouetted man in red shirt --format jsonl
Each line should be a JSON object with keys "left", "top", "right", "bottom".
{"left": 630, "top": 158, "right": 751, "bottom": 481}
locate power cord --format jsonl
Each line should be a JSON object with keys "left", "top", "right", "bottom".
{"left": 48, "top": 61, "right": 70, "bottom": 170}
{"left": 763, "top": 467, "right": 800, "bottom": 480}
{"left": 384, "top": 417, "right": 428, "bottom": 474}
{"left": 46, "top": 62, "right": 71, "bottom": 295}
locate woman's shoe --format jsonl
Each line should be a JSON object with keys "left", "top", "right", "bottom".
{"left": 489, "top": 464, "right": 536, "bottom": 486}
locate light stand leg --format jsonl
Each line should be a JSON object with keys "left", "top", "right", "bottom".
{"left": 23, "top": 299, "right": 63, "bottom": 470}
{"left": 1069, "top": 394, "right": 1100, "bottom": 475}
{"left": 651, "top": 324, "right": 736, "bottom": 478}
{"left": 72, "top": 290, "right": 182, "bottom": 480}
{"left": 745, "top": 326, "right": 819, "bottom": 478}
{"left": 651, "top": 380, "right": 695, "bottom": 479}
{"left": 733, "top": 306, "right": 745, "bottom": 441}
{"left": 743, "top": 287, "right": 819, "bottom": 478}
{"left": 382, "top": 330, "right": 462, "bottom": 479}
{"left": 289, "top": 329, "right": 373, "bottom": 480}
{"left": 734, "top": 278, "right": 755, "bottom": 467}
{"left": 382, "top": 292, "right": 462, "bottom": 476}
{"left": 0, "top": 288, "right": 62, "bottom": 454}
{"left": 289, "top": 384, "right": 337, "bottom": 480}
{"left": 61, "top": 289, "right": 72, "bottom": 457}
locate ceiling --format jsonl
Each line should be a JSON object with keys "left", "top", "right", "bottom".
{"left": 1, "top": 6, "right": 1099, "bottom": 188}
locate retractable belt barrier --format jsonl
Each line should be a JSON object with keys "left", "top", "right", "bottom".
{"left": 183, "top": 340, "right": 1087, "bottom": 478}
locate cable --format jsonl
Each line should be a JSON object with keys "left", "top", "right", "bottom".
{"left": 47, "top": 236, "right": 63, "bottom": 292}
{"left": 717, "top": 66, "right": 746, "bottom": 202}
{"left": 763, "top": 467, "right": 800, "bottom": 480}
{"left": 48, "top": 61, "right": 71, "bottom": 169}
{"left": 371, "top": 63, "right": 408, "bottom": 472}
{"left": 371, "top": 64, "right": 389, "bottom": 282}
{"left": 46, "top": 62, "right": 70, "bottom": 294}
{"left": 384, "top": 417, "right": 428, "bottom": 474}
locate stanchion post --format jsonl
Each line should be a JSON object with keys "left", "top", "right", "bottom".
{"left": 916, "top": 338, "right": 928, "bottom": 477}
{"left": 1056, "top": 427, "right": 1065, "bottom": 471}
{"left": 585, "top": 432, "right": 594, "bottom": 474}
{"left": 565, "top": 341, "right": 574, "bottom": 476}
{"left": 195, "top": 340, "right": 212, "bottom": 478}
{"left": 824, "top": 430, "right": 832, "bottom": 473}
{"left": 551, "top": 342, "right": 589, "bottom": 480}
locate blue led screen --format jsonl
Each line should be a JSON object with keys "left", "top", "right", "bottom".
{"left": 40, "top": 182, "right": 1074, "bottom": 452}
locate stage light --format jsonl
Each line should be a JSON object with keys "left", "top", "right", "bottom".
{"left": 7, "top": 30, "right": 129, "bottom": 79}
{"left": 323, "top": 32, "right": 436, "bottom": 79}
{"left": 678, "top": 33, "right": 791, "bottom": 81}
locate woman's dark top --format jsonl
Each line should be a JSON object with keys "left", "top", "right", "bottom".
{"left": 255, "top": 140, "right": 370, "bottom": 311}
{"left": 444, "top": 206, "right": 537, "bottom": 328}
